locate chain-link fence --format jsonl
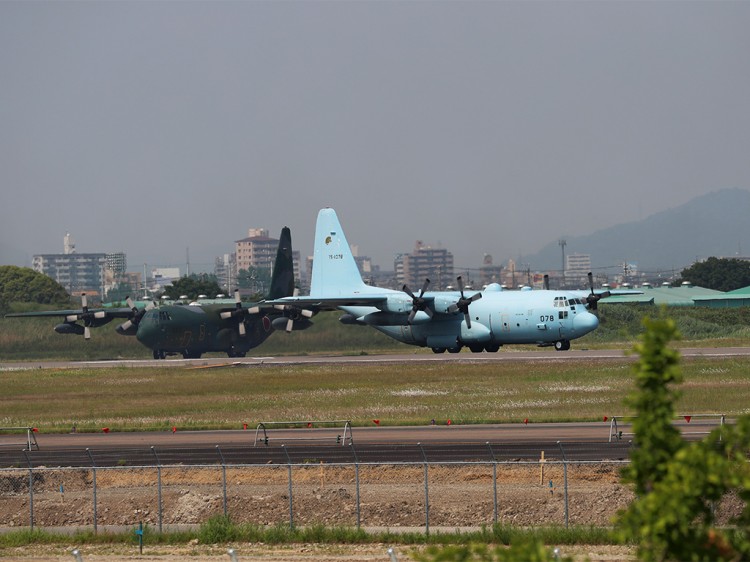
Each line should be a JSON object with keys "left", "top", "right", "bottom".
{"left": 0, "top": 459, "right": 634, "bottom": 531}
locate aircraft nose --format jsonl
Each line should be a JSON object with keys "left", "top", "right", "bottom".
{"left": 574, "top": 311, "right": 599, "bottom": 334}
{"left": 135, "top": 323, "right": 156, "bottom": 347}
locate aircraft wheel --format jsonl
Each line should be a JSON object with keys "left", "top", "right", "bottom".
{"left": 431, "top": 347, "right": 446, "bottom": 354}
{"left": 447, "top": 346, "right": 462, "bottom": 354}
{"left": 484, "top": 344, "right": 500, "bottom": 353}
{"left": 554, "top": 340, "right": 571, "bottom": 351}
{"left": 182, "top": 350, "right": 202, "bottom": 359}
{"left": 153, "top": 349, "right": 166, "bottom": 360}
{"left": 469, "top": 344, "right": 484, "bottom": 353}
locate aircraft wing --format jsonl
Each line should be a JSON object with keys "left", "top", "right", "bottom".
{"left": 262, "top": 295, "right": 388, "bottom": 311}
{"left": 5, "top": 307, "right": 135, "bottom": 319}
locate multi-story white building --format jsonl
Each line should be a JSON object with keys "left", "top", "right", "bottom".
{"left": 33, "top": 252, "right": 107, "bottom": 296}
{"left": 234, "top": 228, "right": 301, "bottom": 285}
{"left": 565, "top": 253, "right": 592, "bottom": 286}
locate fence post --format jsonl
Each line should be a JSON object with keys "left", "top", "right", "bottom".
{"left": 487, "top": 442, "right": 498, "bottom": 525}
{"left": 557, "top": 441, "right": 569, "bottom": 528}
{"left": 216, "top": 445, "right": 228, "bottom": 516}
{"left": 151, "top": 447, "right": 163, "bottom": 533}
{"left": 417, "top": 443, "right": 429, "bottom": 535}
{"left": 86, "top": 448, "right": 98, "bottom": 533}
{"left": 282, "top": 445, "right": 294, "bottom": 530}
{"left": 350, "top": 443, "right": 361, "bottom": 529}
{"left": 21, "top": 450, "right": 34, "bottom": 530}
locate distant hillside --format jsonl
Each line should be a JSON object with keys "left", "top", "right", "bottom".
{"left": 525, "top": 188, "right": 750, "bottom": 274}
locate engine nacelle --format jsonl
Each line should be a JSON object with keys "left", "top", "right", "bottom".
{"left": 359, "top": 310, "right": 431, "bottom": 326}
{"left": 432, "top": 294, "right": 459, "bottom": 314}
{"left": 381, "top": 294, "right": 413, "bottom": 314}
{"left": 459, "top": 321, "right": 491, "bottom": 343}
{"left": 55, "top": 322, "right": 85, "bottom": 336}
{"left": 339, "top": 314, "right": 363, "bottom": 325}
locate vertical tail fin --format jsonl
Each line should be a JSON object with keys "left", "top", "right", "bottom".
{"left": 310, "top": 208, "right": 369, "bottom": 297}
{"left": 267, "top": 227, "right": 295, "bottom": 299}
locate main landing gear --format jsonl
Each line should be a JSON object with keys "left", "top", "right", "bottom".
{"left": 431, "top": 343, "right": 502, "bottom": 354}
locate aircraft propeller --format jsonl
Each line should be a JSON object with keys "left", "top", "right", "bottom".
{"left": 585, "top": 272, "right": 611, "bottom": 310}
{"left": 117, "top": 296, "right": 157, "bottom": 334}
{"left": 447, "top": 276, "right": 482, "bottom": 328}
{"left": 273, "top": 290, "right": 314, "bottom": 332}
{"left": 65, "top": 293, "right": 106, "bottom": 340}
{"left": 402, "top": 278, "right": 433, "bottom": 324}
{"left": 220, "top": 289, "right": 260, "bottom": 336}
{"left": 544, "top": 274, "right": 550, "bottom": 290}
{"left": 275, "top": 304, "right": 315, "bottom": 334}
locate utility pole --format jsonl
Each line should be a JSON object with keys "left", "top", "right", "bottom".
{"left": 558, "top": 239, "right": 567, "bottom": 288}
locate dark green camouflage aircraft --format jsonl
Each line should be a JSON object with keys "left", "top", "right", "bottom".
{"left": 5, "top": 227, "right": 313, "bottom": 359}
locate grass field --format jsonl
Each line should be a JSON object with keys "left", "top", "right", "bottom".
{"left": 2, "top": 305, "right": 750, "bottom": 361}
{"left": 1, "top": 355, "right": 748, "bottom": 431}
{"left": 1, "top": 305, "right": 748, "bottom": 431}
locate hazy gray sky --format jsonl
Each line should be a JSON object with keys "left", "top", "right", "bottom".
{"left": 2, "top": 1, "right": 749, "bottom": 272}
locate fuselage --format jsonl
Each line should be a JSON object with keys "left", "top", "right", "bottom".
{"left": 339, "top": 284, "right": 599, "bottom": 352}
{"left": 135, "top": 303, "right": 274, "bottom": 358}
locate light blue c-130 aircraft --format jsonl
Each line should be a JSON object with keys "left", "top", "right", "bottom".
{"left": 270, "top": 208, "right": 635, "bottom": 353}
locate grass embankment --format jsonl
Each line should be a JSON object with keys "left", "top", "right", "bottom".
{"left": 0, "top": 517, "right": 619, "bottom": 548}
{"left": 1, "top": 305, "right": 750, "bottom": 361}
{"left": 0, "top": 357, "right": 747, "bottom": 431}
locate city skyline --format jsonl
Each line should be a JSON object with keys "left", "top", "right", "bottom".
{"left": 2, "top": 2, "right": 749, "bottom": 272}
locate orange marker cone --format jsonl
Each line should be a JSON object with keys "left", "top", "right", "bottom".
{"left": 684, "top": 415, "right": 692, "bottom": 423}
{"left": 373, "top": 419, "right": 380, "bottom": 426}
{"left": 102, "top": 427, "right": 110, "bottom": 433}
{"left": 172, "top": 426, "right": 177, "bottom": 433}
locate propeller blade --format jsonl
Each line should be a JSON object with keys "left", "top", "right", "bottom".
{"left": 119, "top": 319, "right": 133, "bottom": 332}
{"left": 544, "top": 274, "right": 550, "bottom": 291}
{"left": 403, "top": 278, "right": 431, "bottom": 324}
{"left": 248, "top": 306, "right": 260, "bottom": 314}
{"left": 81, "top": 294, "right": 88, "bottom": 311}
{"left": 585, "top": 272, "right": 609, "bottom": 310}
{"left": 84, "top": 326, "right": 91, "bottom": 340}
{"left": 286, "top": 318, "right": 294, "bottom": 333}
{"left": 420, "top": 278, "right": 430, "bottom": 296}
{"left": 220, "top": 311, "right": 233, "bottom": 320}
{"left": 238, "top": 321, "right": 246, "bottom": 336}
{"left": 302, "top": 309, "right": 314, "bottom": 318}
{"left": 450, "top": 276, "right": 481, "bottom": 321}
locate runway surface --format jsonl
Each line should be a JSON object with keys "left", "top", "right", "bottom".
{"left": 1, "top": 346, "right": 749, "bottom": 371}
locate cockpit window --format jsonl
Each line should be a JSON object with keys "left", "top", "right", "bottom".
{"left": 159, "top": 311, "right": 171, "bottom": 322}
{"left": 553, "top": 297, "right": 570, "bottom": 308}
